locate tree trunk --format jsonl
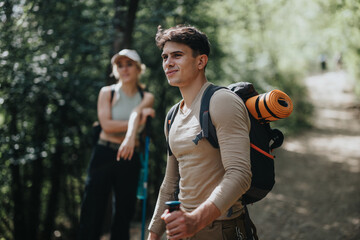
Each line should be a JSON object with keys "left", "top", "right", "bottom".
{"left": 107, "top": 0, "right": 140, "bottom": 84}
{"left": 42, "top": 120, "right": 64, "bottom": 240}
{"left": 28, "top": 95, "right": 48, "bottom": 240}
{"left": 42, "top": 146, "right": 63, "bottom": 240}
{"left": 10, "top": 109, "right": 27, "bottom": 240}
{"left": 123, "top": 0, "right": 140, "bottom": 48}
{"left": 3, "top": 2, "right": 27, "bottom": 238}
{"left": 27, "top": 159, "right": 44, "bottom": 240}
{"left": 11, "top": 164, "right": 26, "bottom": 240}
{"left": 112, "top": 0, "right": 127, "bottom": 54}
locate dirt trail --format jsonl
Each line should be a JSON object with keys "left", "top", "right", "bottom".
{"left": 130, "top": 71, "right": 360, "bottom": 240}
{"left": 249, "top": 71, "right": 360, "bottom": 240}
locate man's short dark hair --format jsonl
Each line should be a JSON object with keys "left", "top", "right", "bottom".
{"left": 155, "top": 25, "right": 210, "bottom": 57}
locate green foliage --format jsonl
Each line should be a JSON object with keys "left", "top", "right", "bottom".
{"left": 206, "top": 0, "right": 315, "bottom": 134}
{"left": 327, "top": 0, "right": 360, "bottom": 96}
{"left": 0, "top": 0, "right": 113, "bottom": 238}
{"left": 0, "top": 0, "right": 225, "bottom": 238}
{"left": 207, "top": 0, "right": 360, "bottom": 134}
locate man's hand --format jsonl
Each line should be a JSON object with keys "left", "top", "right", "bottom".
{"left": 161, "top": 200, "right": 221, "bottom": 240}
{"left": 161, "top": 209, "right": 198, "bottom": 240}
{"left": 147, "top": 231, "right": 161, "bottom": 240}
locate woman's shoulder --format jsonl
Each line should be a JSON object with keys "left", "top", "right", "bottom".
{"left": 100, "top": 83, "right": 118, "bottom": 93}
{"left": 100, "top": 83, "right": 110, "bottom": 89}
{"left": 98, "top": 84, "right": 118, "bottom": 101}
{"left": 143, "top": 90, "right": 154, "bottom": 99}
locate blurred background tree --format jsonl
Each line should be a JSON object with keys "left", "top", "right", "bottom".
{"left": 0, "top": 0, "right": 359, "bottom": 239}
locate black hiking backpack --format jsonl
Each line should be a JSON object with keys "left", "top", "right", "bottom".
{"left": 166, "top": 82, "right": 284, "bottom": 205}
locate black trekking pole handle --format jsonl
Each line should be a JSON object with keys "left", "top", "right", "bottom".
{"left": 145, "top": 116, "right": 152, "bottom": 136}
{"left": 165, "top": 201, "right": 181, "bottom": 212}
{"left": 165, "top": 201, "right": 182, "bottom": 240}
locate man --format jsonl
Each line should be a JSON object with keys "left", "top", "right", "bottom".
{"left": 148, "top": 25, "right": 252, "bottom": 240}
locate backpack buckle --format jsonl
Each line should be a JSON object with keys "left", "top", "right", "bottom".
{"left": 192, "top": 130, "right": 204, "bottom": 145}
{"left": 270, "top": 129, "right": 284, "bottom": 150}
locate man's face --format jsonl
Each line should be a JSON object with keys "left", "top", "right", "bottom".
{"left": 161, "top": 42, "right": 200, "bottom": 87}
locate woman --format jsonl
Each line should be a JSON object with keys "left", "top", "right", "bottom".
{"left": 78, "top": 49, "right": 155, "bottom": 240}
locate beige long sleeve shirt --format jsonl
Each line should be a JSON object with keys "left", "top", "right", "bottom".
{"left": 148, "top": 82, "right": 252, "bottom": 235}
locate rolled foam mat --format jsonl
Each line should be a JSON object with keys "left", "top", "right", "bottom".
{"left": 245, "top": 90, "right": 293, "bottom": 122}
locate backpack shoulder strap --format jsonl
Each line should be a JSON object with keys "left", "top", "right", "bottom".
{"left": 166, "top": 102, "right": 180, "bottom": 156}
{"left": 137, "top": 85, "right": 144, "bottom": 99}
{"left": 193, "top": 84, "right": 225, "bottom": 148}
{"left": 110, "top": 84, "right": 116, "bottom": 102}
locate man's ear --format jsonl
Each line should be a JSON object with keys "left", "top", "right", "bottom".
{"left": 197, "top": 54, "right": 208, "bottom": 70}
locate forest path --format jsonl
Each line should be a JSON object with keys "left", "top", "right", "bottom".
{"left": 249, "top": 70, "right": 360, "bottom": 240}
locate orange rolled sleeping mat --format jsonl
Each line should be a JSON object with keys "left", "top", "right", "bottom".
{"left": 245, "top": 89, "right": 293, "bottom": 123}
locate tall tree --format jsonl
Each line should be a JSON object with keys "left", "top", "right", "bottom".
{"left": 105, "top": 0, "right": 140, "bottom": 85}
{"left": 1, "top": 0, "right": 112, "bottom": 238}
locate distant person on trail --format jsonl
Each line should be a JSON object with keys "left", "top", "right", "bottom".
{"left": 78, "top": 49, "right": 155, "bottom": 240}
{"left": 335, "top": 52, "right": 343, "bottom": 70}
{"left": 147, "top": 25, "right": 254, "bottom": 240}
{"left": 320, "top": 54, "right": 327, "bottom": 72}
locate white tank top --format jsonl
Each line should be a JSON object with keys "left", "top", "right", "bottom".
{"left": 111, "top": 88, "right": 142, "bottom": 121}
{"left": 107, "top": 87, "right": 142, "bottom": 138}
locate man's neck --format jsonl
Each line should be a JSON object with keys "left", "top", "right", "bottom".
{"left": 179, "top": 75, "right": 207, "bottom": 111}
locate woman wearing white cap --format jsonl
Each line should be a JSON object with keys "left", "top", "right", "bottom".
{"left": 78, "top": 49, "right": 155, "bottom": 240}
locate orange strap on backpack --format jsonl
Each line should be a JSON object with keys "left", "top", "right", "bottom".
{"left": 250, "top": 143, "right": 274, "bottom": 160}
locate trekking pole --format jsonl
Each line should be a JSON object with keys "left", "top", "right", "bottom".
{"left": 141, "top": 117, "right": 152, "bottom": 240}
{"left": 165, "top": 201, "right": 182, "bottom": 240}
{"left": 165, "top": 201, "right": 181, "bottom": 212}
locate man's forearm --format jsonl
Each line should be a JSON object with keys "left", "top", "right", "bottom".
{"left": 189, "top": 199, "right": 221, "bottom": 233}
{"left": 147, "top": 231, "right": 161, "bottom": 240}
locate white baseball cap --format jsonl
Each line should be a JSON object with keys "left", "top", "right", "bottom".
{"left": 111, "top": 49, "right": 146, "bottom": 72}
{"left": 111, "top": 49, "right": 140, "bottom": 63}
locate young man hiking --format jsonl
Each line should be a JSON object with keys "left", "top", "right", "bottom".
{"left": 147, "top": 25, "right": 253, "bottom": 240}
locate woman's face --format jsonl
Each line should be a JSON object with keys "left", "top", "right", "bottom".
{"left": 113, "top": 57, "right": 140, "bottom": 84}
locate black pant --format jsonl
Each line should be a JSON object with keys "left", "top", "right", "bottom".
{"left": 78, "top": 144, "right": 140, "bottom": 240}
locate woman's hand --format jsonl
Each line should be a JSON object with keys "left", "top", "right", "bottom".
{"left": 140, "top": 107, "right": 156, "bottom": 125}
{"left": 117, "top": 107, "right": 154, "bottom": 161}
{"left": 117, "top": 135, "right": 136, "bottom": 161}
